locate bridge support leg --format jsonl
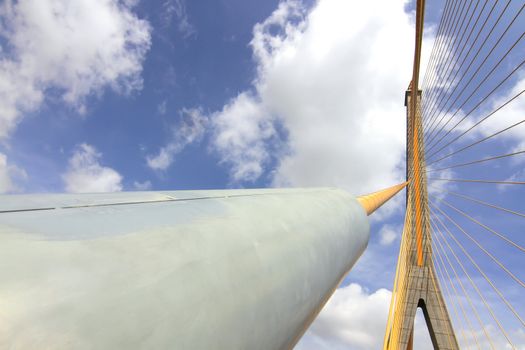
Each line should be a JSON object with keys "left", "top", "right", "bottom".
{"left": 396, "top": 265, "right": 458, "bottom": 349}
{"left": 407, "top": 329, "right": 413, "bottom": 350}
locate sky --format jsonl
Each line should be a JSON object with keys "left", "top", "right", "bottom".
{"left": 0, "top": 0, "right": 524, "bottom": 349}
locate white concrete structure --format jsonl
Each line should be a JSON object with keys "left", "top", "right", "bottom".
{"left": 0, "top": 188, "right": 369, "bottom": 349}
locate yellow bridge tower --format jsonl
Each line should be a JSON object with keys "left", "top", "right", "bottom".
{"left": 383, "top": 83, "right": 459, "bottom": 350}
{"left": 383, "top": 1, "right": 459, "bottom": 348}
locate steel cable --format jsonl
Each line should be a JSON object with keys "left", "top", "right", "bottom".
{"left": 431, "top": 215, "right": 518, "bottom": 345}
{"left": 421, "top": 0, "right": 452, "bottom": 93}
{"left": 425, "top": 150, "right": 525, "bottom": 172}
{"left": 421, "top": 0, "right": 466, "bottom": 109}
{"left": 431, "top": 248, "right": 471, "bottom": 349}
{"left": 432, "top": 223, "right": 487, "bottom": 349}
{"left": 426, "top": 118, "right": 525, "bottom": 166}
{"left": 422, "top": 0, "right": 508, "bottom": 135}
{"left": 427, "top": 188, "right": 525, "bottom": 218}
{"left": 428, "top": 178, "right": 525, "bottom": 185}
{"left": 425, "top": 53, "right": 525, "bottom": 158}
{"left": 432, "top": 196, "right": 525, "bottom": 253}
{"left": 422, "top": 0, "right": 489, "bottom": 120}
{"left": 431, "top": 210, "right": 525, "bottom": 329}
{"left": 430, "top": 202, "right": 525, "bottom": 289}
{"left": 422, "top": 0, "right": 485, "bottom": 129}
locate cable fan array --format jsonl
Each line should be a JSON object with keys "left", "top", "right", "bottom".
{"left": 421, "top": 0, "right": 525, "bottom": 348}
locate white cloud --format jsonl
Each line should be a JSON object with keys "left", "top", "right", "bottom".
{"left": 157, "top": 100, "right": 168, "bottom": 115}
{"left": 0, "top": 154, "right": 13, "bottom": 193}
{"left": 378, "top": 224, "right": 400, "bottom": 246}
{"left": 295, "top": 283, "right": 433, "bottom": 350}
{"left": 161, "top": 0, "right": 195, "bottom": 38}
{"left": 300, "top": 284, "right": 391, "bottom": 349}
{"left": 0, "top": 0, "right": 151, "bottom": 139}
{"left": 147, "top": 108, "right": 207, "bottom": 171}
{"left": 421, "top": 33, "right": 456, "bottom": 106}
{"left": 207, "top": 0, "right": 419, "bottom": 195}
{"left": 427, "top": 167, "right": 458, "bottom": 201}
{"left": 423, "top": 72, "right": 525, "bottom": 185}
{"left": 294, "top": 280, "right": 525, "bottom": 350}
{"left": 62, "top": 143, "right": 123, "bottom": 193}
{"left": 421, "top": 34, "right": 525, "bottom": 161}
{"left": 133, "top": 180, "right": 152, "bottom": 190}
{"left": 0, "top": 153, "right": 27, "bottom": 193}
{"left": 211, "top": 92, "right": 278, "bottom": 182}
{"left": 496, "top": 168, "right": 525, "bottom": 192}
{"left": 477, "top": 74, "right": 525, "bottom": 146}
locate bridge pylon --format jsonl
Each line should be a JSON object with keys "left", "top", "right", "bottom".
{"left": 383, "top": 85, "right": 459, "bottom": 350}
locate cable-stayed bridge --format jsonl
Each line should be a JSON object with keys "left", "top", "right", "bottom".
{"left": 385, "top": 0, "right": 524, "bottom": 348}
{"left": 0, "top": 0, "right": 523, "bottom": 349}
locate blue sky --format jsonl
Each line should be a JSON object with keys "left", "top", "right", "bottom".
{"left": 0, "top": 0, "right": 523, "bottom": 349}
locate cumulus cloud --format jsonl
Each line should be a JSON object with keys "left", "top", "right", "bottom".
{"left": 62, "top": 144, "right": 123, "bottom": 193}
{"left": 295, "top": 283, "right": 433, "bottom": 350}
{"left": 297, "top": 281, "right": 525, "bottom": 349}
{"left": 300, "top": 284, "right": 391, "bottom": 349}
{"left": 206, "top": 0, "right": 419, "bottom": 194}
{"left": 0, "top": 153, "right": 27, "bottom": 193}
{"left": 147, "top": 108, "right": 207, "bottom": 171}
{"left": 0, "top": 0, "right": 151, "bottom": 139}
{"left": 211, "top": 92, "right": 278, "bottom": 182}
